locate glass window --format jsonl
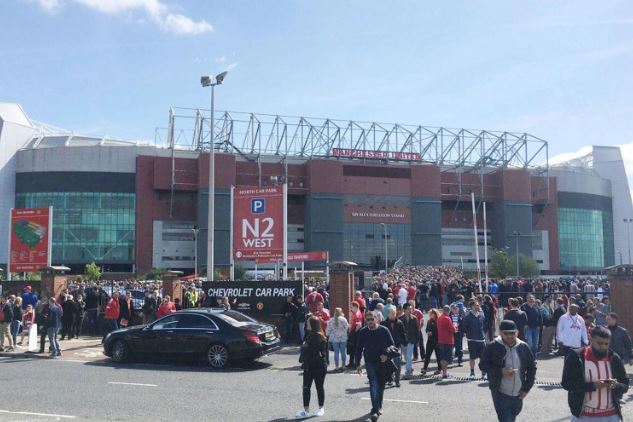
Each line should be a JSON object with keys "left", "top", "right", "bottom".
{"left": 152, "top": 315, "right": 180, "bottom": 330}
{"left": 558, "top": 208, "right": 614, "bottom": 271}
{"left": 14, "top": 192, "right": 136, "bottom": 265}
{"left": 344, "top": 222, "right": 411, "bottom": 269}
{"left": 178, "top": 314, "right": 218, "bottom": 329}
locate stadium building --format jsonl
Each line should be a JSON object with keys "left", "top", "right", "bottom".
{"left": 1, "top": 103, "right": 631, "bottom": 276}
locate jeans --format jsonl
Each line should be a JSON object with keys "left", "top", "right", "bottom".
{"left": 331, "top": 341, "right": 347, "bottom": 367}
{"left": 525, "top": 327, "right": 540, "bottom": 357}
{"left": 365, "top": 361, "right": 386, "bottom": 415}
{"left": 454, "top": 332, "right": 464, "bottom": 364}
{"left": 302, "top": 367, "right": 326, "bottom": 408}
{"left": 404, "top": 343, "right": 415, "bottom": 375}
{"left": 47, "top": 327, "right": 60, "bottom": 355}
{"left": 87, "top": 309, "right": 99, "bottom": 335}
{"left": 423, "top": 339, "right": 440, "bottom": 371}
{"left": 491, "top": 391, "right": 523, "bottom": 422}
{"left": 298, "top": 323, "right": 305, "bottom": 342}
{"left": 10, "top": 320, "right": 21, "bottom": 344}
{"left": 103, "top": 319, "right": 119, "bottom": 342}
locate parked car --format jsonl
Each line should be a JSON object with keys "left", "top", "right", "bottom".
{"left": 103, "top": 308, "right": 280, "bottom": 368}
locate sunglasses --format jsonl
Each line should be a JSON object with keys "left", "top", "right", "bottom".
{"left": 365, "top": 318, "right": 375, "bottom": 322}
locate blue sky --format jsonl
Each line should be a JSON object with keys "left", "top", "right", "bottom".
{"left": 1, "top": 0, "right": 633, "bottom": 165}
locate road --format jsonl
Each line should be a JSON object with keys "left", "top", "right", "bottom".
{"left": 1, "top": 347, "right": 632, "bottom": 422}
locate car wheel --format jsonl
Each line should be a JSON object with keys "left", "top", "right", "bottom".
{"left": 207, "top": 344, "right": 229, "bottom": 369}
{"left": 112, "top": 340, "right": 130, "bottom": 363}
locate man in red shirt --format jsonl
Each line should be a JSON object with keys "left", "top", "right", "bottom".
{"left": 156, "top": 295, "right": 176, "bottom": 318}
{"left": 407, "top": 283, "right": 417, "bottom": 303}
{"left": 437, "top": 305, "right": 456, "bottom": 378}
{"left": 353, "top": 292, "right": 366, "bottom": 313}
{"left": 347, "top": 301, "right": 364, "bottom": 368}
{"left": 312, "top": 301, "right": 330, "bottom": 332}
{"left": 305, "top": 288, "right": 324, "bottom": 314}
{"left": 562, "top": 325, "right": 629, "bottom": 421}
{"left": 103, "top": 291, "right": 120, "bottom": 343}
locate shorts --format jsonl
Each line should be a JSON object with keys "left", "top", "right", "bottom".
{"left": 438, "top": 344, "right": 453, "bottom": 363}
{"left": 467, "top": 341, "right": 485, "bottom": 359}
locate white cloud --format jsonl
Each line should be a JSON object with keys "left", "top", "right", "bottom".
{"left": 33, "top": 0, "right": 213, "bottom": 35}
{"left": 35, "top": 0, "right": 63, "bottom": 13}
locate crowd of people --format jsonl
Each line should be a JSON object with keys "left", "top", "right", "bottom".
{"left": 290, "top": 266, "right": 630, "bottom": 422}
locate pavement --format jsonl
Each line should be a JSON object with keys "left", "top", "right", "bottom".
{"left": 1, "top": 342, "right": 633, "bottom": 421}
{"left": 0, "top": 336, "right": 105, "bottom": 362}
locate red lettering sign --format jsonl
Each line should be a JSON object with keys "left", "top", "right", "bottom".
{"left": 9, "top": 207, "right": 52, "bottom": 272}
{"left": 332, "top": 148, "right": 421, "bottom": 161}
{"left": 233, "top": 186, "right": 284, "bottom": 260}
{"left": 255, "top": 251, "right": 327, "bottom": 264}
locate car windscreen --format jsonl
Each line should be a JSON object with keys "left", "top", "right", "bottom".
{"left": 214, "top": 310, "right": 256, "bottom": 327}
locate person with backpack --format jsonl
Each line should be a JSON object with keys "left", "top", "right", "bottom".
{"left": 296, "top": 317, "right": 328, "bottom": 419}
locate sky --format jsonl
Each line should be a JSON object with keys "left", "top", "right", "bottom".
{"left": 1, "top": 0, "right": 633, "bottom": 189}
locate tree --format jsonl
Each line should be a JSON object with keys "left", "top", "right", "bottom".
{"left": 141, "top": 268, "right": 167, "bottom": 280}
{"left": 84, "top": 262, "right": 102, "bottom": 281}
{"left": 519, "top": 254, "right": 540, "bottom": 277}
{"left": 234, "top": 265, "right": 247, "bottom": 280}
{"left": 490, "top": 250, "right": 514, "bottom": 278}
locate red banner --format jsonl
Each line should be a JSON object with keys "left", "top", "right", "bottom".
{"left": 9, "top": 207, "right": 52, "bottom": 272}
{"left": 255, "top": 251, "right": 327, "bottom": 264}
{"left": 332, "top": 148, "right": 421, "bottom": 161}
{"left": 233, "top": 186, "right": 284, "bottom": 260}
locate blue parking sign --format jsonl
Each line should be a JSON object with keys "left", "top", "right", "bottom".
{"left": 251, "top": 198, "right": 265, "bottom": 214}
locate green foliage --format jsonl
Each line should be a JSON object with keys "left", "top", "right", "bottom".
{"left": 234, "top": 265, "right": 247, "bottom": 280}
{"left": 490, "top": 250, "right": 514, "bottom": 278}
{"left": 84, "top": 262, "right": 102, "bottom": 281}
{"left": 141, "top": 268, "right": 167, "bottom": 280}
{"left": 519, "top": 254, "right": 540, "bottom": 277}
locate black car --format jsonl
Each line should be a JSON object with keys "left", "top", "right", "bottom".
{"left": 103, "top": 308, "right": 280, "bottom": 368}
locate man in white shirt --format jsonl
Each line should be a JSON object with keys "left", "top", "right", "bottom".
{"left": 557, "top": 304, "right": 588, "bottom": 358}
{"left": 397, "top": 283, "right": 408, "bottom": 309}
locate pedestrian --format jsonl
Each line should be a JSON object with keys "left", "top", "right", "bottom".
{"left": 346, "top": 301, "right": 363, "bottom": 369}
{"left": 325, "top": 307, "right": 349, "bottom": 371}
{"left": 142, "top": 291, "right": 157, "bottom": 324}
{"left": 36, "top": 298, "right": 50, "bottom": 353}
{"left": 295, "top": 317, "right": 327, "bottom": 419}
{"left": 463, "top": 301, "right": 487, "bottom": 380}
{"left": 0, "top": 296, "right": 15, "bottom": 352}
{"left": 437, "top": 305, "right": 456, "bottom": 378}
{"left": 283, "top": 295, "right": 298, "bottom": 344}
{"left": 450, "top": 303, "right": 464, "bottom": 367}
{"left": 119, "top": 291, "right": 134, "bottom": 328}
{"left": 480, "top": 320, "right": 536, "bottom": 422}
{"left": 21, "top": 286, "right": 38, "bottom": 310}
{"left": 18, "top": 304, "right": 36, "bottom": 347}
{"left": 46, "top": 297, "right": 62, "bottom": 357}
{"left": 60, "top": 294, "right": 76, "bottom": 340}
{"left": 399, "top": 302, "right": 418, "bottom": 380}
{"left": 85, "top": 286, "right": 100, "bottom": 335}
{"left": 409, "top": 300, "right": 425, "bottom": 361}
{"left": 355, "top": 311, "right": 395, "bottom": 422}
{"left": 561, "top": 325, "right": 629, "bottom": 421}
{"left": 72, "top": 294, "right": 86, "bottom": 338}
{"left": 606, "top": 313, "right": 633, "bottom": 366}
{"left": 11, "top": 296, "right": 23, "bottom": 345}
{"left": 103, "top": 291, "right": 120, "bottom": 342}
{"left": 296, "top": 295, "right": 307, "bottom": 341}
{"left": 504, "top": 298, "right": 528, "bottom": 341}
{"left": 305, "top": 288, "right": 324, "bottom": 314}
{"left": 380, "top": 307, "right": 406, "bottom": 387}
{"left": 557, "top": 304, "right": 588, "bottom": 358}
{"left": 156, "top": 295, "right": 176, "bottom": 318}
{"left": 421, "top": 308, "right": 441, "bottom": 376}
{"left": 521, "top": 295, "right": 542, "bottom": 357}
{"left": 594, "top": 297, "right": 610, "bottom": 327}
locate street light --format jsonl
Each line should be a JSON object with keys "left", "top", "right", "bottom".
{"left": 380, "top": 223, "right": 388, "bottom": 274}
{"left": 191, "top": 228, "right": 199, "bottom": 279}
{"left": 512, "top": 230, "right": 521, "bottom": 277}
{"left": 201, "top": 71, "right": 228, "bottom": 281}
{"left": 624, "top": 218, "right": 633, "bottom": 265}
{"left": 617, "top": 251, "right": 623, "bottom": 265}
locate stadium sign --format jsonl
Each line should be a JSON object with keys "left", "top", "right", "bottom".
{"left": 8, "top": 207, "right": 53, "bottom": 273}
{"left": 232, "top": 186, "right": 285, "bottom": 260}
{"left": 332, "top": 148, "right": 421, "bottom": 161}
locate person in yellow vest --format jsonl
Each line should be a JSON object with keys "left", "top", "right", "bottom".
{"left": 184, "top": 286, "right": 199, "bottom": 309}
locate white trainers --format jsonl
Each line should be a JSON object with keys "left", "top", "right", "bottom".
{"left": 316, "top": 407, "right": 325, "bottom": 416}
{"left": 295, "top": 410, "right": 311, "bottom": 419}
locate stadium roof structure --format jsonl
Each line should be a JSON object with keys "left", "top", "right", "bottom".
{"left": 157, "top": 107, "right": 549, "bottom": 171}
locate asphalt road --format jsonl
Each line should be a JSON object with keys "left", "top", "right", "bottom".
{"left": 1, "top": 348, "right": 632, "bottom": 422}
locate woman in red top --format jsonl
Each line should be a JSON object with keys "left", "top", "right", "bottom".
{"left": 156, "top": 296, "right": 176, "bottom": 318}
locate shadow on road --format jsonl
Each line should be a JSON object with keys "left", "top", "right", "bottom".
{"left": 85, "top": 358, "right": 273, "bottom": 373}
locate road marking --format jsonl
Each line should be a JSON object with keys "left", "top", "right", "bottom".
{"left": 360, "top": 398, "right": 428, "bottom": 404}
{"left": 62, "top": 359, "right": 90, "bottom": 363}
{"left": 0, "top": 409, "right": 76, "bottom": 419}
{"left": 108, "top": 381, "right": 157, "bottom": 387}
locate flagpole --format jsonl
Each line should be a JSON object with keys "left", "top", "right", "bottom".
{"left": 471, "top": 192, "right": 482, "bottom": 293}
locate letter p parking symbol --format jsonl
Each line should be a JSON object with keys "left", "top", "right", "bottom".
{"left": 251, "top": 198, "right": 265, "bottom": 214}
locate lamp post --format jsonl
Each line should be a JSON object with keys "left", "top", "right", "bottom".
{"left": 617, "top": 251, "right": 623, "bottom": 265}
{"left": 624, "top": 218, "right": 633, "bottom": 265}
{"left": 201, "top": 71, "right": 228, "bottom": 281}
{"left": 512, "top": 230, "right": 521, "bottom": 277}
{"left": 191, "top": 228, "right": 199, "bottom": 279}
{"left": 380, "top": 223, "right": 388, "bottom": 274}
